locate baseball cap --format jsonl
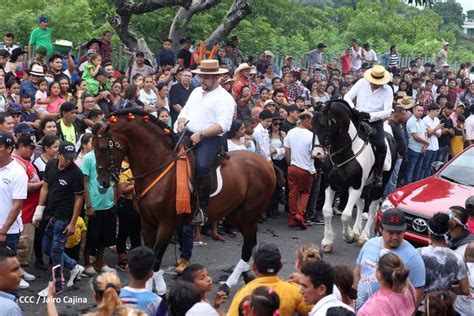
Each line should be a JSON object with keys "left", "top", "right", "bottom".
{"left": 39, "top": 15, "right": 48, "bottom": 23}
{"left": 14, "top": 122, "right": 36, "bottom": 134}
{"left": 0, "top": 132, "right": 14, "bottom": 147}
{"left": 317, "top": 43, "right": 327, "bottom": 49}
{"left": 59, "top": 141, "right": 77, "bottom": 160}
{"left": 381, "top": 208, "right": 407, "bottom": 231}
{"left": 7, "top": 103, "right": 22, "bottom": 114}
{"left": 16, "top": 133, "right": 36, "bottom": 147}
{"left": 252, "top": 242, "right": 281, "bottom": 274}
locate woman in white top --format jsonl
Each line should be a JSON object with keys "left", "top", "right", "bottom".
{"left": 139, "top": 75, "right": 158, "bottom": 116}
{"left": 74, "top": 133, "right": 94, "bottom": 168}
{"left": 226, "top": 119, "right": 247, "bottom": 151}
{"left": 33, "top": 135, "right": 60, "bottom": 180}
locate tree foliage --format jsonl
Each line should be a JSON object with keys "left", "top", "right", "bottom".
{"left": 431, "top": 0, "right": 466, "bottom": 27}
{"left": 0, "top": 0, "right": 473, "bottom": 62}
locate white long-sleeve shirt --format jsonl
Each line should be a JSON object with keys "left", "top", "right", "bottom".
{"left": 344, "top": 78, "right": 393, "bottom": 122}
{"left": 253, "top": 123, "right": 271, "bottom": 161}
{"left": 178, "top": 85, "right": 235, "bottom": 134}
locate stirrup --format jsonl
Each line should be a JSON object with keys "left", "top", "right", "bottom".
{"left": 191, "top": 209, "right": 208, "bottom": 226}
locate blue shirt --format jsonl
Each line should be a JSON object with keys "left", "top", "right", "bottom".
{"left": 355, "top": 237, "right": 426, "bottom": 311}
{"left": 120, "top": 286, "right": 161, "bottom": 311}
{"left": 155, "top": 49, "right": 175, "bottom": 67}
{"left": 19, "top": 80, "right": 38, "bottom": 104}
{"left": 406, "top": 115, "right": 427, "bottom": 153}
{"left": 81, "top": 151, "right": 114, "bottom": 210}
{"left": 0, "top": 291, "right": 22, "bottom": 315}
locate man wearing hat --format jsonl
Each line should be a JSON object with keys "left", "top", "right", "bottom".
{"left": 176, "top": 60, "right": 235, "bottom": 225}
{"left": 353, "top": 208, "right": 425, "bottom": 311}
{"left": 57, "top": 103, "right": 80, "bottom": 145}
{"left": 6, "top": 103, "right": 22, "bottom": 127}
{"left": 28, "top": 15, "right": 53, "bottom": 61}
{"left": 20, "top": 64, "right": 44, "bottom": 105}
{"left": 0, "top": 132, "right": 27, "bottom": 257}
{"left": 232, "top": 63, "right": 252, "bottom": 100}
{"left": 227, "top": 242, "right": 311, "bottom": 316}
{"left": 11, "top": 133, "right": 42, "bottom": 278}
{"left": 32, "top": 141, "right": 85, "bottom": 296}
{"left": 344, "top": 65, "right": 394, "bottom": 186}
{"left": 127, "top": 51, "right": 154, "bottom": 80}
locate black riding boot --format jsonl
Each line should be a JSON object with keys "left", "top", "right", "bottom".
{"left": 374, "top": 152, "right": 385, "bottom": 187}
{"left": 191, "top": 174, "right": 211, "bottom": 226}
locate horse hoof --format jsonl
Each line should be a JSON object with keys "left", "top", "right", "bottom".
{"left": 242, "top": 271, "right": 256, "bottom": 284}
{"left": 357, "top": 239, "right": 367, "bottom": 247}
{"left": 344, "top": 235, "right": 356, "bottom": 244}
{"left": 218, "top": 283, "right": 230, "bottom": 295}
{"left": 322, "top": 245, "right": 333, "bottom": 253}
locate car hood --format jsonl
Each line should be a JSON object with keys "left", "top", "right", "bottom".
{"left": 390, "top": 176, "right": 473, "bottom": 217}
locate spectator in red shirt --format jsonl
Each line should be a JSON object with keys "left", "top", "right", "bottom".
{"left": 340, "top": 48, "right": 352, "bottom": 75}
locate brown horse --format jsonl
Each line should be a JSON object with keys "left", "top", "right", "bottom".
{"left": 92, "top": 109, "right": 276, "bottom": 290}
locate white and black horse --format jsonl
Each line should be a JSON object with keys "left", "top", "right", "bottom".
{"left": 311, "top": 100, "right": 397, "bottom": 253}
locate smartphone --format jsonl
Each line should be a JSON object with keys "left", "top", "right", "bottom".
{"left": 52, "top": 264, "right": 63, "bottom": 293}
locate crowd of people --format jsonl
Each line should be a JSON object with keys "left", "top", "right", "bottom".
{"left": 0, "top": 14, "right": 473, "bottom": 316}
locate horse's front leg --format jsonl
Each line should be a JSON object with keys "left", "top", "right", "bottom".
{"left": 341, "top": 187, "right": 363, "bottom": 243}
{"left": 352, "top": 198, "right": 365, "bottom": 239}
{"left": 358, "top": 198, "right": 381, "bottom": 246}
{"left": 321, "top": 187, "right": 336, "bottom": 253}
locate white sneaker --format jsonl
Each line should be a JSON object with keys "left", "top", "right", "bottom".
{"left": 21, "top": 268, "right": 35, "bottom": 281}
{"left": 99, "top": 265, "right": 116, "bottom": 273}
{"left": 37, "top": 286, "right": 48, "bottom": 297}
{"left": 84, "top": 265, "right": 97, "bottom": 277}
{"left": 19, "top": 279, "right": 30, "bottom": 289}
{"left": 67, "top": 265, "right": 85, "bottom": 287}
{"left": 362, "top": 213, "right": 369, "bottom": 221}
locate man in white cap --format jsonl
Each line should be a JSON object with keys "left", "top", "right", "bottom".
{"left": 344, "top": 65, "right": 393, "bottom": 186}
{"left": 176, "top": 60, "right": 235, "bottom": 225}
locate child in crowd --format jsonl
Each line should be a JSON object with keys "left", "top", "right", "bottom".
{"left": 182, "top": 263, "right": 228, "bottom": 314}
{"left": 119, "top": 246, "right": 167, "bottom": 315}
{"left": 64, "top": 215, "right": 87, "bottom": 265}
{"left": 132, "top": 73, "right": 144, "bottom": 88}
{"left": 157, "top": 108, "right": 171, "bottom": 127}
{"left": 6, "top": 80, "right": 20, "bottom": 104}
{"left": 19, "top": 94, "right": 40, "bottom": 129}
{"left": 83, "top": 53, "right": 102, "bottom": 95}
{"left": 240, "top": 286, "right": 280, "bottom": 316}
{"left": 34, "top": 78, "right": 49, "bottom": 114}
{"left": 451, "top": 115, "right": 466, "bottom": 157}
{"left": 288, "top": 244, "right": 322, "bottom": 284}
{"left": 295, "top": 96, "right": 305, "bottom": 109}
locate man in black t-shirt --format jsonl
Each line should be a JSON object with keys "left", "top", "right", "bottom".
{"left": 32, "top": 141, "right": 85, "bottom": 296}
{"left": 177, "top": 38, "right": 192, "bottom": 69}
{"left": 437, "top": 103, "right": 454, "bottom": 163}
{"left": 281, "top": 104, "right": 300, "bottom": 133}
{"left": 169, "top": 69, "right": 194, "bottom": 125}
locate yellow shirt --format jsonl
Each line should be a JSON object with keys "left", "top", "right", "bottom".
{"left": 60, "top": 119, "right": 76, "bottom": 144}
{"left": 227, "top": 275, "right": 311, "bottom": 316}
{"left": 451, "top": 132, "right": 464, "bottom": 157}
{"left": 119, "top": 161, "right": 134, "bottom": 200}
{"left": 65, "top": 216, "right": 87, "bottom": 248}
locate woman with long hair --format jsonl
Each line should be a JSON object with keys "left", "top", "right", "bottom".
{"left": 255, "top": 87, "right": 270, "bottom": 109}
{"left": 87, "top": 272, "right": 122, "bottom": 315}
{"left": 116, "top": 75, "right": 129, "bottom": 94}
{"left": 460, "top": 82, "right": 474, "bottom": 109}
{"left": 58, "top": 76, "right": 73, "bottom": 102}
{"left": 110, "top": 81, "right": 123, "bottom": 112}
{"left": 156, "top": 81, "right": 169, "bottom": 111}
{"left": 34, "top": 117, "right": 58, "bottom": 160}
{"left": 358, "top": 252, "right": 415, "bottom": 316}
{"left": 74, "top": 133, "right": 94, "bottom": 168}
{"left": 227, "top": 119, "right": 247, "bottom": 151}
{"left": 121, "top": 84, "right": 144, "bottom": 109}
{"left": 263, "top": 64, "right": 276, "bottom": 90}
{"left": 72, "top": 78, "right": 88, "bottom": 112}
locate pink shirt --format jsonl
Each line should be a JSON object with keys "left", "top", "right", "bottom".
{"left": 358, "top": 288, "right": 415, "bottom": 316}
{"left": 468, "top": 218, "right": 474, "bottom": 235}
{"left": 46, "top": 97, "right": 65, "bottom": 114}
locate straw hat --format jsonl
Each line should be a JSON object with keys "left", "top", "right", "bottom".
{"left": 397, "top": 95, "right": 416, "bottom": 109}
{"left": 264, "top": 50, "right": 275, "bottom": 58}
{"left": 29, "top": 64, "right": 45, "bottom": 77}
{"left": 191, "top": 60, "right": 228, "bottom": 75}
{"left": 363, "top": 65, "right": 391, "bottom": 85}
{"left": 234, "top": 63, "right": 252, "bottom": 76}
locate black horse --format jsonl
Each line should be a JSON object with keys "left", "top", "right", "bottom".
{"left": 311, "top": 99, "right": 397, "bottom": 253}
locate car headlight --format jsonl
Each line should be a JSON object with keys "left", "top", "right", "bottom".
{"left": 381, "top": 198, "right": 395, "bottom": 213}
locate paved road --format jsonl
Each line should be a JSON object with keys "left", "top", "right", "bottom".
{"left": 19, "top": 213, "right": 362, "bottom": 315}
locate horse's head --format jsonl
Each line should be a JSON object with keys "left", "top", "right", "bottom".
{"left": 92, "top": 121, "right": 125, "bottom": 189}
{"left": 311, "top": 101, "right": 332, "bottom": 160}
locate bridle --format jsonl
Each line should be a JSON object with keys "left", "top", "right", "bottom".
{"left": 313, "top": 100, "right": 369, "bottom": 169}
{"left": 93, "top": 120, "right": 195, "bottom": 200}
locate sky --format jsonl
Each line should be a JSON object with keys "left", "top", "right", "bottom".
{"left": 456, "top": 0, "right": 474, "bottom": 14}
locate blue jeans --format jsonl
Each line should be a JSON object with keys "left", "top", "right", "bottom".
{"left": 5, "top": 233, "right": 20, "bottom": 255}
{"left": 194, "top": 136, "right": 224, "bottom": 176}
{"left": 383, "top": 158, "right": 403, "bottom": 197}
{"left": 177, "top": 225, "right": 193, "bottom": 260}
{"left": 405, "top": 148, "right": 423, "bottom": 184}
{"left": 43, "top": 217, "right": 77, "bottom": 270}
{"left": 436, "top": 146, "right": 449, "bottom": 163}
{"left": 419, "top": 150, "right": 438, "bottom": 180}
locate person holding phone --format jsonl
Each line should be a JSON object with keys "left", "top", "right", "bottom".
{"left": 32, "top": 141, "right": 86, "bottom": 297}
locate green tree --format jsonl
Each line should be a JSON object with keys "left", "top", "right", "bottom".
{"left": 431, "top": 0, "right": 465, "bottom": 27}
{"left": 467, "top": 9, "right": 474, "bottom": 21}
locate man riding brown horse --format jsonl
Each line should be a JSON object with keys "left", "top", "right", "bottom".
{"left": 176, "top": 59, "right": 235, "bottom": 226}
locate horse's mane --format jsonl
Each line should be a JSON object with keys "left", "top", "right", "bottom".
{"left": 110, "top": 108, "right": 172, "bottom": 134}
{"left": 327, "top": 99, "right": 358, "bottom": 123}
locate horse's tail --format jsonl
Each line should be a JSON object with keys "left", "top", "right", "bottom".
{"left": 272, "top": 164, "right": 285, "bottom": 192}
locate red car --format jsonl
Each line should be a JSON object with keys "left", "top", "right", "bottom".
{"left": 376, "top": 145, "right": 474, "bottom": 246}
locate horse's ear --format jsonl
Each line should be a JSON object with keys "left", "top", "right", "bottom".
{"left": 312, "top": 99, "right": 326, "bottom": 112}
